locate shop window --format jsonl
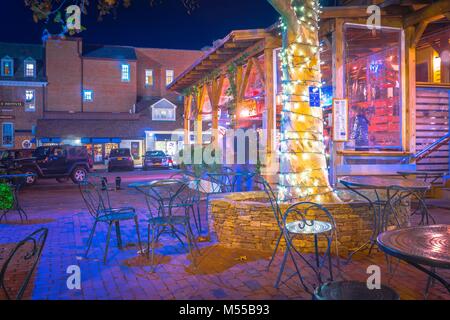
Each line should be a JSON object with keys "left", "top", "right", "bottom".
{"left": 2, "top": 123, "right": 14, "bottom": 147}
{"left": 165, "top": 69, "right": 174, "bottom": 86}
{"left": 1, "top": 56, "right": 13, "bottom": 77}
{"left": 24, "top": 58, "right": 36, "bottom": 77}
{"left": 151, "top": 99, "right": 176, "bottom": 121}
{"left": 145, "top": 69, "right": 154, "bottom": 86}
{"left": 121, "top": 64, "right": 130, "bottom": 82}
{"left": 83, "top": 90, "right": 93, "bottom": 102}
{"left": 25, "top": 89, "right": 36, "bottom": 112}
{"left": 344, "top": 24, "right": 403, "bottom": 151}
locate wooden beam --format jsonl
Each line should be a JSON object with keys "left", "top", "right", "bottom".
{"left": 239, "top": 59, "right": 253, "bottom": 100}
{"left": 403, "top": 0, "right": 450, "bottom": 27}
{"left": 412, "top": 21, "right": 429, "bottom": 48}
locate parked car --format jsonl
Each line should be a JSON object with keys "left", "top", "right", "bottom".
{"left": 108, "top": 148, "right": 134, "bottom": 172}
{"left": 11, "top": 145, "right": 91, "bottom": 186}
{"left": 143, "top": 150, "right": 173, "bottom": 170}
{"left": 0, "top": 149, "right": 34, "bottom": 169}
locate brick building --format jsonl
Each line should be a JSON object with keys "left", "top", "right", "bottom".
{"left": 0, "top": 37, "right": 203, "bottom": 164}
{"left": 0, "top": 42, "right": 46, "bottom": 150}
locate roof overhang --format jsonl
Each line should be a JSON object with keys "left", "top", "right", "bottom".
{"left": 168, "top": 29, "right": 272, "bottom": 92}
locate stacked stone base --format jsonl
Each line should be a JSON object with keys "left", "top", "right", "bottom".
{"left": 210, "top": 191, "right": 409, "bottom": 257}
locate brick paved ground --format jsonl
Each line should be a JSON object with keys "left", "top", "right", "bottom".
{"left": 0, "top": 170, "right": 449, "bottom": 300}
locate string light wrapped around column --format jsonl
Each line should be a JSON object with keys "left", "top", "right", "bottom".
{"left": 275, "top": 0, "right": 338, "bottom": 203}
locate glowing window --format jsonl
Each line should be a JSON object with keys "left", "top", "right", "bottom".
{"left": 145, "top": 69, "right": 154, "bottom": 86}
{"left": 165, "top": 69, "right": 174, "bottom": 86}
{"left": 121, "top": 64, "right": 130, "bottom": 82}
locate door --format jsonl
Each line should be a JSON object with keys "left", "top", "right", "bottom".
{"left": 41, "top": 147, "right": 68, "bottom": 174}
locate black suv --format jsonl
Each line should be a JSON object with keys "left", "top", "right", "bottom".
{"left": 11, "top": 145, "right": 91, "bottom": 186}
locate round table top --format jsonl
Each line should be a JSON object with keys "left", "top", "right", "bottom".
{"left": 128, "top": 179, "right": 183, "bottom": 189}
{"left": 339, "top": 176, "right": 430, "bottom": 191}
{"left": 397, "top": 171, "right": 445, "bottom": 176}
{"left": 377, "top": 224, "right": 450, "bottom": 269}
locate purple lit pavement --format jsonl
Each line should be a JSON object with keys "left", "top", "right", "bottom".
{"left": 0, "top": 169, "right": 449, "bottom": 300}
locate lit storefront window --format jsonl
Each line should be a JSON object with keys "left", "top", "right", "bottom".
{"left": 344, "top": 24, "right": 403, "bottom": 151}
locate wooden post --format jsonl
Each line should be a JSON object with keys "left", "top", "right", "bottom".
{"left": 331, "top": 18, "right": 345, "bottom": 185}
{"left": 208, "top": 76, "right": 225, "bottom": 148}
{"left": 235, "top": 65, "right": 243, "bottom": 128}
{"left": 405, "top": 26, "right": 417, "bottom": 154}
{"left": 440, "top": 32, "right": 450, "bottom": 83}
{"left": 195, "top": 86, "right": 206, "bottom": 146}
{"left": 264, "top": 42, "right": 275, "bottom": 162}
{"left": 184, "top": 95, "right": 192, "bottom": 145}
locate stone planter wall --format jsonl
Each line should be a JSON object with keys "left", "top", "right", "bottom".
{"left": 210, "top": 191, "right": 410, "bottom": 257}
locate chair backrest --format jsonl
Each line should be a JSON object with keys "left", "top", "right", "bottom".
{"left": 0, "top": 228, "right": 48, "bottom": 300}
{"left": 254, "top": 175, "right": 284, "bottom": 229}
{"left": 79, "top": 181, "right": 107, "bottom": 218}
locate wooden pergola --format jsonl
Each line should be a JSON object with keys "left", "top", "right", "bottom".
{"left": 169, "top": 0, "right": 450, "bottom": 178}
{"left": 169, "top": 29, "right": 281, "bottom": 154}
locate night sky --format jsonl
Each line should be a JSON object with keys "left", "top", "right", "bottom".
{"left": 0, "top": 0, "right": 279, "bottom": 50}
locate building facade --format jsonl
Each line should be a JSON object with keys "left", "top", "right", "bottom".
{"left": 0, "top": 42, "right": 46, "bottom": 150}
{"left": 0, "top": 37, "right": 203, "bottom": 165}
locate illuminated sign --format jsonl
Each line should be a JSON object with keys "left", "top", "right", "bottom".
{"left": 0, "top": 101, "right": 24, "bottom": 107}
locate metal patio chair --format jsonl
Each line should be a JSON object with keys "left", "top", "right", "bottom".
{"left": 0, "top": 228, "right": 48, "bottom": 300}
{"left": 79, "top": 181, "right": 142, "bottom": 263}
{"left": 276, "top": 201, "right": 337, "bottom": 292}
{"left": 137, "top": 179, "right": 199, "bottom": 272}
{"left": 170, "top": 171, "right": 203, "bottom": 233}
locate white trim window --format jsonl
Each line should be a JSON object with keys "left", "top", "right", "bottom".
{"left": 1, "top": 56, "right": 14, "bottom": 77}
{"left": 151, "top": 98, "right": 177, "bottom": 121}
{"left": 25, "top": 89, "right": 36, "bottom": 112}
{"left": 145, "top": 69, "right": 154, "bottom": 86}
{"left": 83, "top": 90, "right": 94, "bottom": 102}
{"left": 24, "top": 58, "right": 36, "bottom": 77}
{"left": 121, "top": 64, "right": 130, "bottom": 82}
{"left": 165, "top": 69, "right": 174, "bottom": 86}
{"left": 2, "top": 122, "right": 14, "bottom": 147}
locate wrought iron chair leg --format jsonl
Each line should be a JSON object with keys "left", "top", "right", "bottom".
{"left": 268, "top": 231, "right": 283, "bottom": 271}
{"left": 146, "top": 224, "right": 151, "bottom": 259}
{"left": 85, "top": 220, "right": 98, "bottom": 257}
{"left": 196, "top": 203, "right": 202, "bottom": 233}
{"left": 327, "top": 238, "right": 334, "bottom": 281}
{"left": 150, "top": 224, "right": 157, "bottom": 272}
{"left": 134, "top": 216, "right": 143, "bottom": 253}
{"left": 104, "top": 222, "right": 113, "bottom": 264}
{"left": 314, "top": 235, "right": 320, "bottom": 268}
{"left": 186, "top": 219, "right": 200, "bottom": 252}
{"left": 275, "top": 247, "right": 289, "bottom": 289}
{"left": 115, "top": 221, "right": 123, "bottom": 249}
{"left": 190, "top": 205, "right": 200, "bottom": 233}
{"left": 171, "top": 225, "right": 185, "bottom": 246}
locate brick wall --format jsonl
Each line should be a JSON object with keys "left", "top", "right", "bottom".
{"left": 46, "top": 38, "right": 82, "bottom": 112}
{"left": 82, "top": 58, "right": 137, "bottom": 113}
{"left": 136, "top": 48, "right": 203, "bottom": 99}
{"left": 0, "top": 85, "right": 44, "bottom": 149}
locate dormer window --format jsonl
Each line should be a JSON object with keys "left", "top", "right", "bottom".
{"left": 1, "top": 56, "right": 14, "bottom": 77}
{"left": 24, "top": 58, "right": 36, "bottom": 77}
{"left": 151, "top": 98, "right": 177, "bottom": 121}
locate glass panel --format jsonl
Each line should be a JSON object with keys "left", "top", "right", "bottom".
{"left": 166, "top": 70, "right": 174, "bottom": 85}
{"left": 25, "top": 63, "right": 35, "bottom": 77}
{"left": 2, "top": 123, "right": 14, "bottom": 146}
{"left": 344, "top": 24, "right": 402, "bottom": 151}
{"left": 145, "top": 69, "right": 153, "bottom": 86}
{"left": 121, "top": 64, "right": 130, "bottom": 81}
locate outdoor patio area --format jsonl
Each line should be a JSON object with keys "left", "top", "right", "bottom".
{"left": 0, "top": 171, "right": 449, "bottom": 300}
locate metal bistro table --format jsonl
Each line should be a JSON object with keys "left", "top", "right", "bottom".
{"left": 398, "top": 170, "right": 447, "bottom": 184}
{"left": 377, "top": 225, "right": 450, "bottom": 293}
{"left": 339, "top": 176, "right": 430, "bottom": 260}
{"left": 128, "top": 179, "right": 198, "bottom": 269}
{"left": 0, "top": 173, "right": 36, "bottom": 222}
